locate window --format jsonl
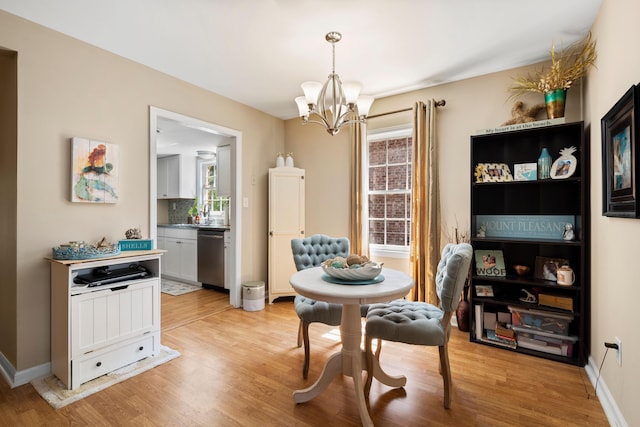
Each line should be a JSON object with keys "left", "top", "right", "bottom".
{"left": 199, "top": 160, "right": 229, "bottom": 215}
{"left": 366, "top": 126, "right": 412, "bottom": 258}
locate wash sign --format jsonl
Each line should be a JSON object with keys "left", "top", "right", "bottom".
{"left": 475, "top": 215, "right": 575, "bottom": 240}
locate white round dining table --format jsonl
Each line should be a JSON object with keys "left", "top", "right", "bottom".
{"left": 289, "top": 266, "right": 414, "bottom": 427}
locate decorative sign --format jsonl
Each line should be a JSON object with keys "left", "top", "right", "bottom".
{"left": 475, "top": 215, "right": 575, "bottom": 240}
{"left": 474, "top": 250, "right": 506, "bottom": 277}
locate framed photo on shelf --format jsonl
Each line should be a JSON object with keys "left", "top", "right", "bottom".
{"left": 514, "top": 163, "right": 537, "bottom": 181}
{"left": 479, "top": 163, "right": 514, "bottom": 182}
{"left": 475, "top": 284, "right": 494, "bottom": 297}
{"left": 474, "top": 250, "right": 506, "bottom": 277}
{"left": 601, "top": 84, "right": 640, "bottom": 218}
{"left": 534, "top": 256, "right": 569, "bottom": 282}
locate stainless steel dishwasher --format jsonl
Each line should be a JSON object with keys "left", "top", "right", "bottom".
{"left": 197, "top": 229, "right": 225, "bottom": 289}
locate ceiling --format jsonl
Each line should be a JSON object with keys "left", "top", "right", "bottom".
{"left": 0, "top": 0, "right": 602, "bottom": 121}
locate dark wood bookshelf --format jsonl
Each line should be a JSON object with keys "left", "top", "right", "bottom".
{"left": 469, "top": 121, "right": 589, "bottom": 366}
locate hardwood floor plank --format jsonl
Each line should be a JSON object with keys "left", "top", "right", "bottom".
{"left": 0, "top": 289, "right": 608, "bottom": 426}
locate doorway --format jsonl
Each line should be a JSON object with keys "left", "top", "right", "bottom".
{"left": 149, "top": 107, "right": 243, "bottom": 307}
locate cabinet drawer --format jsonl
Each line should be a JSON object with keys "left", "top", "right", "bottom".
{"left": 164, "top": 228, "right": 197, "bottom": 239}
{"left": 71, "top": 279, "right": 159, "bottom": 357}
{"left": 73, "top": 334, "right": 157, "bottom": 389}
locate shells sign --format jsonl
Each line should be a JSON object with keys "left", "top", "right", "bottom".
{"left": 71, "top": 137, "right": 119, "bottom": 203}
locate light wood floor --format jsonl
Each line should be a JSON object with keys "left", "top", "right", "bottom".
{"left": 1, "top": 288, "right": 609, "bottom": 426}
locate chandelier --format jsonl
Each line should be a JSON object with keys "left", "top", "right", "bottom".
{"left": 295, "top": 32, "right": 374, "bottom": 136}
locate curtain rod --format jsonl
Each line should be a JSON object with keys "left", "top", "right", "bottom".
{"left": 367, "top": 99, "right": 446, "bottom": 120}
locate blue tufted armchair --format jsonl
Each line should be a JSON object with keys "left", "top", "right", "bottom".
{"left": 364, "top": 243, "right": 473, "bottom": 408}
{"left": 291, "top": 234, "right": 370, "bottom": 379}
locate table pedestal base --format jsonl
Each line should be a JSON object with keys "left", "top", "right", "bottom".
{"left": 293, "top": 304, "right": 406, "bottom": 426}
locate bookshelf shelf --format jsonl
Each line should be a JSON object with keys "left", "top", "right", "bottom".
{"left": 469, "top": 121, "right": 589, "bottom": 366}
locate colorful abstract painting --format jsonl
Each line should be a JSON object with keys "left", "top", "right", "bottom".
{"left": 71, "top": 137, "right": 119, "bottom": 203}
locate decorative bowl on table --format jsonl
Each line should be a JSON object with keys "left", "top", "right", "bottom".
{"left": 321, "top": 258, "right": 383, "bottom": 281}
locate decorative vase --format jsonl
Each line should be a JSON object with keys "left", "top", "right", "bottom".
{"left": 537, "top": 147, "right": 552, "bottom": 179}
{"left": 544, "top": 88, "right": 567, "bottom": 119}
{"left": 455, "top": 283, "right": 470, "bottom": 332}
{"left": 276, "top": 153, "right": 284, "bottom": 168}
{"left": 285, "top": 152, "right": 294, "bottom": 167}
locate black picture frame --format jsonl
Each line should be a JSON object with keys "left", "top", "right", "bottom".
{"left": 601, "top": 85, "right": 640, "bottom": 218}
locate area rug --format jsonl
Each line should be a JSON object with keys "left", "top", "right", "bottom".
{"left": 161, "top": 278, "right": 202, "bottom": 296}
{"left": 31, "top": 345, "right": 180, "bottom": 409}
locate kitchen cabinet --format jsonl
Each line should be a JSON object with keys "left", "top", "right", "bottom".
{"left": 469, "top": 121, "right": 589, "bottom": 366}
{"left": 157, "top": 154, "right": 196, "bottom": 199}
{"left": 216, "top": 145, "right": 231, "bottom": 197}
{"left": 49, "top": 251, "right": 162, "bottom": 389}
{"left": 160, "top": 227, "right": 198, "bottom": 283}
{"left": 268, "top": 167, "right": 305, "bottom": 303}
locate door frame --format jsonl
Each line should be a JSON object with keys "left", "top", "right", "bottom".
{"left": 149, "top": 106, "right": 243, "bottom": 307}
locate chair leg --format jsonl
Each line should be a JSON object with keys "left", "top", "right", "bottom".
{"left": 297, "top": 320, "right": 303, "bottom": 348}
{"left": 302, "top": 321, "right": 310, "bottom": 379}
{"left": 438, "top": 342, "right": 452, "bottom": 409}
{"left": 364, "top": 335, "right": 374, "bottom": 397}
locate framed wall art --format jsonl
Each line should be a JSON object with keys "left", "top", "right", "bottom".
{"left": 71, "top": 137, "right": 119, "bottom": 203}
{"left": 601, "top": 85, "right": 640, "bottom": 218}
{"left": 479, "top": 163, "right": 513, "bottom": 182}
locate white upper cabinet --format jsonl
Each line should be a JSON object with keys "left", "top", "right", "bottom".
{"left": 157, "top": 154, "right": 196, "bottom": 199}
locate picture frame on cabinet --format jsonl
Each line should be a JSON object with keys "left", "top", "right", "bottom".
{"left": 480, "top": 163, "right": 513, "bottom": 182}
{"left": 601, "top": 84, "right": 640, "bottom": 218}
{"left": 514, "top": 163, "right": 537, "bottom": 181}
{"left": 534, "top": 256, "right": 569, "bottom": 282}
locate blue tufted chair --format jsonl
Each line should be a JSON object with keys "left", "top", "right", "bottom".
{"left": 364, "top": 243, "right": 473, "bottom": 408}
{"left": 291, "top": 234, "right": 370, "bottom": 379}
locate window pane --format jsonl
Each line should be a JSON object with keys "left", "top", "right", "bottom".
{"left": 388, "top": 138, "right": 408, "bottom": 163}
{"left": 387, "top": 164, "right": 407, "bottom": 190}
{"left": 386, "top": 193, "right": 406, "bottom": 218}
{"left": 369, "top": 140, "right": 386, "bottom": 166}
{"left": 369, "top": 165, "right": 387, "bottom": 191}
{"left": 369, "top": 219, "right": 385, "bottom": 244}
{"left": 368, "top": 194, "right": 385, "bottom": 218}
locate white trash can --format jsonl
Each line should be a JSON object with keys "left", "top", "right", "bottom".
{"left": 242, "top": 281, "right": 265, "bottom": 312}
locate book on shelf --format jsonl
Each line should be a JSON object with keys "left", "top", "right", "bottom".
{"left": 474, "top": 304, "right": 483, "bottom": 340}
{"left": 538, "top": 293, "right": 574, "bottom": 311}
{"left": 474, "top": 250, "right": 506, "bottom": 277}
{"left": 482, "top": 329, "right": 517, "bottom": 349}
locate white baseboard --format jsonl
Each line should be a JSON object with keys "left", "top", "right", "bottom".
{"left": 0, "top": 351, "right": 51, "bottom": 388}
{"left": 585, "top": 355, "right": 628, "bottom": 427}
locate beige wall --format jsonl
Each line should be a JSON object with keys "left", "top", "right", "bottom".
{"left": 587, "top": 1, "right": 639, "bottom": 425}
{"left": 0, "top": 48, "right": 17, "bottom": 366}
{"left": 0, "top": 10, "right": 284, "bottom": 371}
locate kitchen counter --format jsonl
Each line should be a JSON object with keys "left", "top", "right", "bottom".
{"left": 158, "top": 224, "right": 231, "bottom": 231}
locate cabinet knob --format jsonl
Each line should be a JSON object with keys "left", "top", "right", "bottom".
{"left": 139, "top": 346, "right": 144, "bottom": 351}
{"left": 96, "top": 361, "right": 102, "bottom": 367}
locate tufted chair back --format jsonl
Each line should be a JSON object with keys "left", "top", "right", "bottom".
{"left": 291, "top": 234, "right": 350, "bottom": 271}
{"left": 435, "top": 243, "right": 473, "bottom": 312}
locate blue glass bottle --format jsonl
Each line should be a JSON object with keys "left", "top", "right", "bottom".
{"left": 537, "top": 147, "right": 552, "bottom": 179}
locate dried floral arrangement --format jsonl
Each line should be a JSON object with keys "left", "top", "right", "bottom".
{"left": 509, "top": 32, "right": 597, "bottom": 96}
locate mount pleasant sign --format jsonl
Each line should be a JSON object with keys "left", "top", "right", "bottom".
{"left": 475, "top": 215, "right": 575, "bottom": 240}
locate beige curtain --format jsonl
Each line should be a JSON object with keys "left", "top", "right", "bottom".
{"left": 409, "top": 100, "right": 441, "bottom": 303}
{"left": 349, "top": 123, "right": 368, "bottom": 256}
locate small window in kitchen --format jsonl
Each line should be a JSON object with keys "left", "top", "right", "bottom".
{"left": 199, "top": 161, "right": 230, "bottom": 216}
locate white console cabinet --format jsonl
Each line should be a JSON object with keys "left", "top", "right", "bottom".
{"left": 49, "top": 251, "right": 163, "bottom": 390}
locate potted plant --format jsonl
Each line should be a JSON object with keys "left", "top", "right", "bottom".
{"left": 509, "top": 32, "right": 597, "bottom": 119}
{"left": 187, "top": 198, "right": 199, "bottom": 224}
{"left": 444, "top": 220, "right": 471, "bottom": 332}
